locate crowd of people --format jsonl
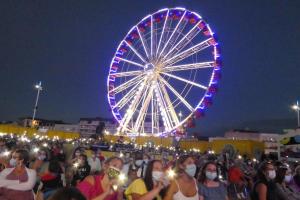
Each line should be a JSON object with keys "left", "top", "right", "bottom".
{"left": 0, "top": 134, "right": 299, "bottom": 200}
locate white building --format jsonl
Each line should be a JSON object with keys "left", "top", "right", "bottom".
{"left": 53, "top": 124, "right": 79, "bottom": 133}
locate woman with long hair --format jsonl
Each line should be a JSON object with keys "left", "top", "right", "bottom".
{"left": 125, "top": 159, "right": 167, "bottom": 200}
{"left": 290, "top": 165, "right": 300, "bottom": 193}
{"left": 77, "top": 156, "right": 123, "bottom": 200}
{"left": 274, "top": 165, "right": 300, "bottom": 200}
{"left": 72, "top": 154, "right": 91, "bottom": 186}
{"left": 251, "top": 161, "right": 278, "bottom": 200}
{"left": 164, "top": 155, "right": 199, "bottom": 200}
{"left": 0, "top": 149, "right": 36, "bottom": 200}
{"left": 198, "top": 161, "right": 228, "bottom": 200}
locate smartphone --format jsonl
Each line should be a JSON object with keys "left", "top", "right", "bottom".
{"left": 108, "top": 166, "right": 121, "bottom": 180}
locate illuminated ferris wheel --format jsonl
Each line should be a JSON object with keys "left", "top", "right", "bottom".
{"left": 107, "top": 7, "right": 221, "bottom": 136}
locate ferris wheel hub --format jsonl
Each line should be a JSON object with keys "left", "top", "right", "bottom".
{"left": 144, "top": 63, "right": 154, "bottom": 70}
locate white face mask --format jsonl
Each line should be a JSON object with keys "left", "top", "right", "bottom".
{"left": 185, "top": 164, "right": 197, "bottom": 177}
{"left": 206, "top": 171, "right": 217, "bottom": 180}
{"left": 152, "top": 171, "right": 163, "bottom": 182}
{"left": 267, "top": 170, "right": 276, "bottom": 180}
{"left": 284, "top": 175, "right": 292, "bottom": 183}
{"left": 135, "top": 160, "right": 143, "bottom": 166}
{"left": 9, "top": 158, "right": 17, "bottom": 167}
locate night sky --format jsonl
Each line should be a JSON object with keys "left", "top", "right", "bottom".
{"left": 0, "top": 0, "right": 300, "bottom": 136}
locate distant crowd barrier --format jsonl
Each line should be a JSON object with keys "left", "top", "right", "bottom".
{"left": 0, "top": 125, "right": 265, "bottom": 157}
{"left": 0, "top": 124, "right": 80, "bottom": 139}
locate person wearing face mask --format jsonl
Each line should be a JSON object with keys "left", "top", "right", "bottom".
{"left": 121, "top": 152, "right": 131, "bottom": 178}
{"left": 88, "top": 151, "right": 101, "bottom": 174}
{"left": 290, "top": 165, "right": 300, "bottom": 193}
{"left": 251, "top": 161, "right": 279, "bottom": 200}
{"left": 31, "top": 149, "right": 50, "bottom": 189}
{"left": 197, "top": 161, "right": 228, "bottom": 200}
{"left": 77, "top": 156, "right": 124, "bottom": 200}
{"left": 125, "top": 160, "right": 167, "bottom": 200}
{"left": 72, "top": 154, "right": 91, "bottom": 186}
{"left": 31, "top": 149, "right": 49, "bottom": 173}
{"left": 0, "top": 149, "right": 36, "bottom": 200}
{"left": 274, "top": 166, "right": 300, "bottom": 200}
{"left": 136, "top": 154, "right": 151, "bottom": 178}
{"left": 70, "top": 149, "right": 82, "bottom": 165}
{"left": 164, "top": 155, "right": 199, "bottom": 200}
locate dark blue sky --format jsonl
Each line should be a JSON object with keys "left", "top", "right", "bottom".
{"left": 0, "top": 0, "right": 299, "bottom": 136}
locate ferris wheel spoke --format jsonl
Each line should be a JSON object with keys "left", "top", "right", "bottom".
{"left": 124, "top": 41, "right": 147, "bottom": 63}
{"left": 158, "top": 11, "right": 187, "bottom": 59}
{"left": 136, "top": 27, "right": 150, "bottom": 59}
{"left": 154, "top": 83, "right": 173, "bottom": 131}
{"left": 115, "top": 56, "right": 145, "bottom": 68}
{"left": 119, "top": 78, "right": 148, "bottom": 132}
{"left": 113, "top": 80, "right": 143, "bottom": 109}
{"left": 163, "top": 61, "right": 214, "bottom": 73}
{"left": 151, "top": 93, "right": 160, "bottom": 133}
{"left": 157, "top": 79, "right": 180, "bottom": 125}
{"left": 151, "top": 94, "right": 154, "bottom": 133}
{"left": 156, "top": 10, "right": 170, "bottom": 57}
{"left": 110, "top": 74, "right": 144, "bottom": 94}
{"left": 133, "top": 86, "right": 153, "bottom": 132}
{"left": 162, "top": 21, "right": 202, "bottom": 61}
{"left": 158, "top": 75, "right": 194, "bottom": 112}
{"left": 163, "top": 37, "right": 213, "bottom": 66}
{"left": 150, "top": 16, "right": 154, "bottom": 59}
{"left": 111, "top": 70, "right": 144, "bottom": 78}
{"left": 161, "top": 72, "right": 208, "bottom": 90}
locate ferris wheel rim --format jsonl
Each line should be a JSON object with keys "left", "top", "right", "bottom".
{"left": 107, "top": 7, "right": 222, "bottom": 136}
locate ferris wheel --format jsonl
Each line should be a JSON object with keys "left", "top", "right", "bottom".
{"left": 107, "top": 7, "right": 221, "bottom": 136}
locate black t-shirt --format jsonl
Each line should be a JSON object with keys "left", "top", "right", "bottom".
{"left": 251, "top": 180, "right": 278, "bottom": 200}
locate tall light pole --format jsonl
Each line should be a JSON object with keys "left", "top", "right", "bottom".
{"left": 32, "top": 81, "right": 43, "bottom": 126}
{"left": 291, "top": 100, "right": 300, "bottom": 127}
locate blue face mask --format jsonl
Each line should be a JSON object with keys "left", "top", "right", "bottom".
{"left": 9, "top": 158, "right": 17, "bottom": 167}
{"left": 185, "top": 164, "right": 197, "bottom": 177}
{"left": 205, "top": 171, "right": 217, "bottom": 180}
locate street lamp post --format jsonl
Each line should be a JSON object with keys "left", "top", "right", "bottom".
{"left": 291, "top": 101, "right": 300, "bottom": 127}
{"left": 32, "top": 81, "right": 43, "bottom": 126}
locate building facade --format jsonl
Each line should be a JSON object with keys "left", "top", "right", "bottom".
{"left": 53, "top": 124, "right": 79, "bottom": 133}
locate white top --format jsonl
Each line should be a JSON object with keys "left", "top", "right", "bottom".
{"left": 173, "top": 178, "right": 199, "bottom": 200}
{"left": 88, "top": 157, "right": 101, "bottom": 172}
{"left": 0, "top": 167, "right": 36, "bottom": 191}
